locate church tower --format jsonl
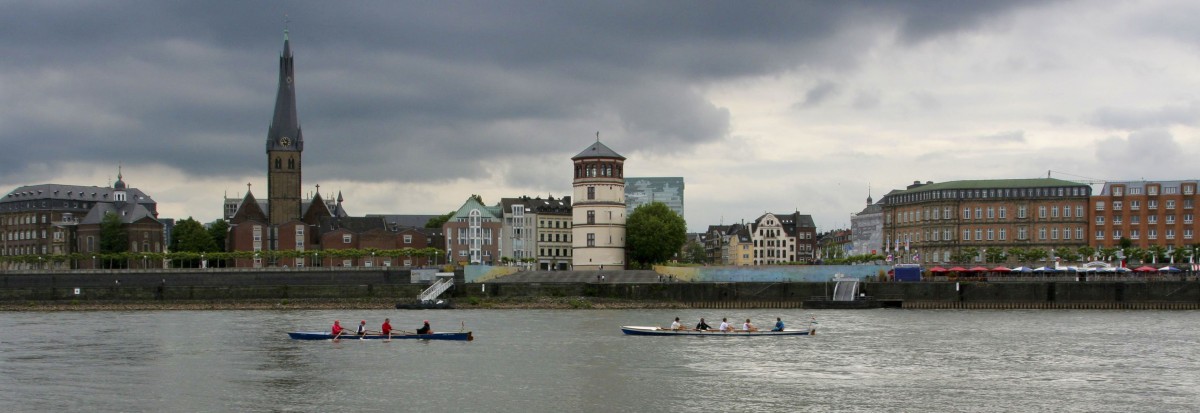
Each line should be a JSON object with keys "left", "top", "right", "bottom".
{"left": 571, "top": 134, "right": 626, "bottom": 270}
{"left": 267, "top": 29, "right": 303, "bottom": 228}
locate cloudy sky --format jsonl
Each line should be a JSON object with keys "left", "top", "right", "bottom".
{"left": 3, "top": 1, "right": 1198, "bottom": 232}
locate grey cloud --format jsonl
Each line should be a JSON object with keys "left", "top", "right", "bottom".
{"left": 1087, "top": 104, "right": 1200, "bottom": 130}
{"left": 974, "top": 131, "right": 1026, "bottom": 144}
{"left": 794, "top": 81, "right": 840, "bottom": 109}
{"left": 0, "top": 1, "right": 1050, "bottom": 187}
{"left": 1095, "top": 130, "right": 1186, "bottom": 179}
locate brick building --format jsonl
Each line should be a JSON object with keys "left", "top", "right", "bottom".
{"left": 1089, "top": 180, "right": 1198, "bottom": 249}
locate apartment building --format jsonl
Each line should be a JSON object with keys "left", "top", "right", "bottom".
{"left": 1089, "top": 181, "right": 1198, "bottom": 249}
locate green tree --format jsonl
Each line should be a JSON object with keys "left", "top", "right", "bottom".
{"left": 626, "top": 202, "right": 687, "bottom": 268}
{"left": 98, "top": 212, "right": 129, "bottom": 269}
{"left": 172, "top": 217, "right": 217, "bottom": 253}
{"left": 682, "top": 241, "right": 706, "bottom": 264}
{"left": 1118, "top": 237, "right": 1133, "bottom": 250}
{"left": 207, "top": 219, "right": 230, "bottom": 251}
{"left": 425, "top": 211, "right": 455, "bottom": 229}
{"left": 99, "top": 212, "right": 128, "bottom": 254}
{"left": 985, "top": 248, "right": 1006, "bottom": 264}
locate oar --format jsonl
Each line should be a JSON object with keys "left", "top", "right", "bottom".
{"left": 332, "top": 330, "right": 345, "bottom": 341}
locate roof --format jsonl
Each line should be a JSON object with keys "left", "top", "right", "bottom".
{"left": 317, "top": 216, "right": 387, "bottom": 234}
{"left": 572, "top": 140, "right": 625, "bottom": 160}
{"left": 449, "top": 197, "right": 501, "bottom": 221}
{"left": 368, "top": 214, "right": 442, "bottom": 228}
{"left": 266, "top": 29, "right": 303, "bottom": 153}
{"left": 79, "top": 201, "right": 159, "bottom": 225}
{"left": 499, "top": 196, "right": 572, "bottom": 216}
{"left": 1098, "top": 180, "right": 1198, "bottom": 196}
{"left": 894, "top": 178, "right": 1085, "bottom": 194}
{"left": 1, "top": 184, "right": 156, "bottom": 206}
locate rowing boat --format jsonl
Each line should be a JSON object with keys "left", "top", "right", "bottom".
{"left": 620, "top": 326, "right": 813, "bottom": 336}
{"left": 287, "top": 331, "right": 473, "bottom": 341}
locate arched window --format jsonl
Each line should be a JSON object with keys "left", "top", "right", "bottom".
{"left": 288, "top": 158, "right": 295, "bottom": 169}
{"left": 275, "top": 158, "right": 282, "bottom": 169}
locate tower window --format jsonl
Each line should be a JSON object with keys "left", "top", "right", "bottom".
{"left": 288, "top": 158, "right": 295, "bottom": 170}
{"left": 275, "top": 158, "right": 282, "bottom": 169}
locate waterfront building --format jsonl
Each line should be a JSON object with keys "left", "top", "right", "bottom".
{"left": 880, "top": 179, "right": 1091, "bottom": 265}
{"left": 851, "top": 192, "right": 883, "bottom": 256}
{"left": 625, "top": 177, "right": 684, "bottom": 221}
{"left": 703, "top": 224, "right": 729, "bottom": 264}
{"left": 1089, "top": 180, "right": 1198, "bottom": 252}
{"left": 499, "top": 196, "right": 572, "bottom": 270}
{"left": 817, "top": 229, "right": 853, "bottom": 261}
{"left": 0, "top": 171, "right": 164, "bottom": 270}
{"left": 571, "top": 138, "right": 626, "bottom": 270}
{"left": 747, "top": 212, "right": 815, "bottom": 264}
{"left": 723, "top": 224, "right": 753, "bottom": 266}
{"left": 443, "top": 196, "right": 502, "bottom": 266}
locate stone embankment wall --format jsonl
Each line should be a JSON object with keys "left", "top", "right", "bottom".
{"left": 2, "top": 269, "right": 1198, "bottom": 309}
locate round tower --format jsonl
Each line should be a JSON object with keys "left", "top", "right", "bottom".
{"left": 571, "top": 135, "right": 626, "bottom": 270}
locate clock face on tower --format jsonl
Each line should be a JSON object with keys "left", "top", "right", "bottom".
{"left": 280, "top": 137, "right": 291, "bottom": 147}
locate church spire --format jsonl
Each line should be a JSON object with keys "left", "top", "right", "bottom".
{"left": 267, "top": 28, "right": 302, "bottom": 153}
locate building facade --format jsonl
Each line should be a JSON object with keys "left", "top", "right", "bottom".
{"left": 571, "top": 139, "right": 626, "bottom": 270}
{"left": 1089, "top": 181, "right": 1198, "bottom": 250}
{"left": 443, "top": 196, "right": 502, "bottom": 266}
{"left": 851, "top": 193, "right": 883, "bottom": 256}
{"left": 625, "top": 177, "right": 684, "bottom": 221}
{"left": 1, "top": 172, "right": 164, "bottom": 270}
{"left": 500, "top": 195, "right": 572, "bottom": 271}
{"left": 881, "top": 179, "right": 1091, "bottom": 265}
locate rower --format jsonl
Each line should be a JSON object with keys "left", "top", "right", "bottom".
{"left": 357, "top": 320, "right": 368, "bottom": 337}
{"left": 669, "top": 317, "right": 683, "bottom": 331}
{"left": 381, "top": 318, "right": 393, "bottom": 341}
{"left": 416, "top": 320, "right": 432, "bottom": 335}
{"left": 331, "top": 320, "right": 344, "bottom": 339}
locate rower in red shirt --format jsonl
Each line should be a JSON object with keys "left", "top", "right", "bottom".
{"left": 331, "top": 320, "right": 344, "bottom": 340}
{"left": 381, "top": 318, "right": 393, "bottom": 341}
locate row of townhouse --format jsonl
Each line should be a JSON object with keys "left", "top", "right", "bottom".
{"left": 703, "top": 212, "right": 818, "bottom": 266}
{"left": 442, "top": 195, "right": 574, "bottom": 270}
{"left": 877, "top": 178, "right": 1200, "bottom": 265}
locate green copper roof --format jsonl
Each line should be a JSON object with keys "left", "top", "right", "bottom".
{"left": 895, "top": 178, "right": 1086, "bottom": 194}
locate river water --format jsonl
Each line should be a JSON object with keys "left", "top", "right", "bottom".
{"left": 0, "top": 309, "right": 1197, "bottom": 412}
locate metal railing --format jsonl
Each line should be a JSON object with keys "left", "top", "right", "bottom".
{"left": 418, "top": 277, "right": 454, "bottom": 301}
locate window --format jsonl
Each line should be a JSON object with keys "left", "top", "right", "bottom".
{"left": 1166, "top": 187, "right": 1177, "bottom": 194}
{"left": 404, "top": 234, "right": 412, "bottom": 244}
{"left": 1113, "top": 216, "right": 1123, "bottom": 225}
{"left": 1128, "top": 216, "right": 1136, "bottom": 224}
{"left": 1131, "top": 200, "right": 1140, "bottom": 210}
{"left": 987, "top": 207, "right": 995, "bottom": 219}
{"left": 1130, "top": 187, "right": 1141, "bottom": 195}
{"left": 1095, "top": 201, "right": 1105, "bottom": 211}
{"left": 1148, "top": 229, "right": 1157, "bottom": 239}
{"left": 987, "top": 229, "right": 994, "bottom": 240}
{"left": 1113, "top": 201, "right": 1122, "bottom": 210}
{"left": 1148, "top": 215, "right": 1157, "bottom": 224}
{"left": 943, "top": 207, "right": 951, "bottom": 219}
{"left": 1075, "top": 227, "right": 1083, "bottom": 240}
{"left": 943, "top": 229, "right": 951, "bottom": 240}
{"left": 1166, "top": 229, "right": 1175, "bottom": 239}
{"left": 1149, "top": 200, "right": 1158, "bottom": 210}
{"left": 343, "top": 235, "right": 352, "bottom": 243}
{"left": 1051, "top": 227, "right": 1059, "bottom": 240}
{"left": 1096, "top": 230, "right": 1104, "bottom": 239}
{"left": 587, "top": 187, "right": 595, "bottom": 200}
{"left": 1185, "top": 229, "right": 1193, "bottom": 239}
{"left": 1051, "top": 206, "right": 1059, "bottom": 218}
{"left": 1076, "top": 206, "right": 1083, "bottom": 217}
{"left": 1063, "top": 205, "right": 1072, "bottom": 218}
{"left": 963, "top": 229, "right": 970, "bottom": 241}
{"left": 1186, "top": 214, "right": 1194, "bottom": 224}
{"left": 1113, "top": 230, "right": 1122, "bottom": 239}
{"left": 1039, "top": 206, "right": 1047, "bottom": 218}
{"left": 999, "top": 207, "right": 1007, "bottom": 219}
{"left": 1185, "top": 186, "right": 1195, "bottom": 195}
{"left": 1167, "top": 200, "right": 1176, "bottom": 210}
{"left": 587, "top": 233, "right": 595, "bottom": 247}
{"left": 1018, "top": 227, "right": 1027, "bottom": 240}
{"left": 975, "top": 229, "right": 982, "bottom": 240}
{"left": 587, "top": 210, "right": 595, "bottom": 224}
{"left": 1130, "top": 229, "right": 1140, "bottom": 240}
{"left": 975, "top": 208, "right": 982, "bottom": 220}
{"left": 1096, "top": 216, "right": 1105, "bottom": 225}
{"left": 933, "top": 208, "right": 940, "bottom": 220}
{"left": 1148, "top": 186, "right": 1158, "bottom": 196}
{"left": 1167, "top": 215, "right": 1175, "bottom": 224}
{"left": 1038, "top": 227, "right": 1047, "bottom": 240}
{"left": 963, "top": 208, "right": 971, "bottom": 220}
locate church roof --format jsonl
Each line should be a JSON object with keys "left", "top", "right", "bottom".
{"left": 572, "top": 140, "right": 625, "bottom": 160}
{"left": 79, "top": 201, "right": 159, "bottom": 225}
{"left": 266, "top": 29, "right": 303, "bottom": 153}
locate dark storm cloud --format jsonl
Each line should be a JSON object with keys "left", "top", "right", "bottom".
{"left": 0, "top": 1, "right": 1050, "bottom": 185}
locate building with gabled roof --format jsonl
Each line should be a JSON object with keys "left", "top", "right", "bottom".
{"left": 443, "top": 196, "right": 502, "bottom": 266}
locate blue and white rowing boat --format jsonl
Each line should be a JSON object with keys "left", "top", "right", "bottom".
{"left": 288, "top": 331, "right": 473, "bottom": 341}
{"left": 620, "top": 326, "right": 813, "bottom": 336}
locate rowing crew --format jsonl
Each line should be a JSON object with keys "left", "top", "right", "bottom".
{"left": 664, "top": 316, "right": 817, "bottom": 334}
{"left": 330, "top": 319, "right": 433, "bottom": 341}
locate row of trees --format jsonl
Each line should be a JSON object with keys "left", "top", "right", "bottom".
{"left": 1, "top": 247, "right": 449, "bottom": 269}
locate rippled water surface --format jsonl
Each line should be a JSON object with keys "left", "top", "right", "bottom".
{"left": 1, "top": 309, "right": 1197, "bottom": 412}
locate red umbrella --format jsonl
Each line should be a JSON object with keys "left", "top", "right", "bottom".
{"left": 948, "top": 267, "right": 968, "bottom": 272}
{"left": 929, "top": 266, "right": 948, "bottom": 273}
{"left": 968, "top": 266, "right": 990, "bottom": 272}
{"left": 991, "top": 266, "right": 1012, "bottom": 272}
{"left": 1133, "top": 265, "right": 1158, "bottom": 272}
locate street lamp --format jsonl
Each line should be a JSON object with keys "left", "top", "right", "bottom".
{"left": 92, "top": 255, "right": 96, "bottom": 270}
{"left": 200, "top": 253, "right": 206, "bottom": 269}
